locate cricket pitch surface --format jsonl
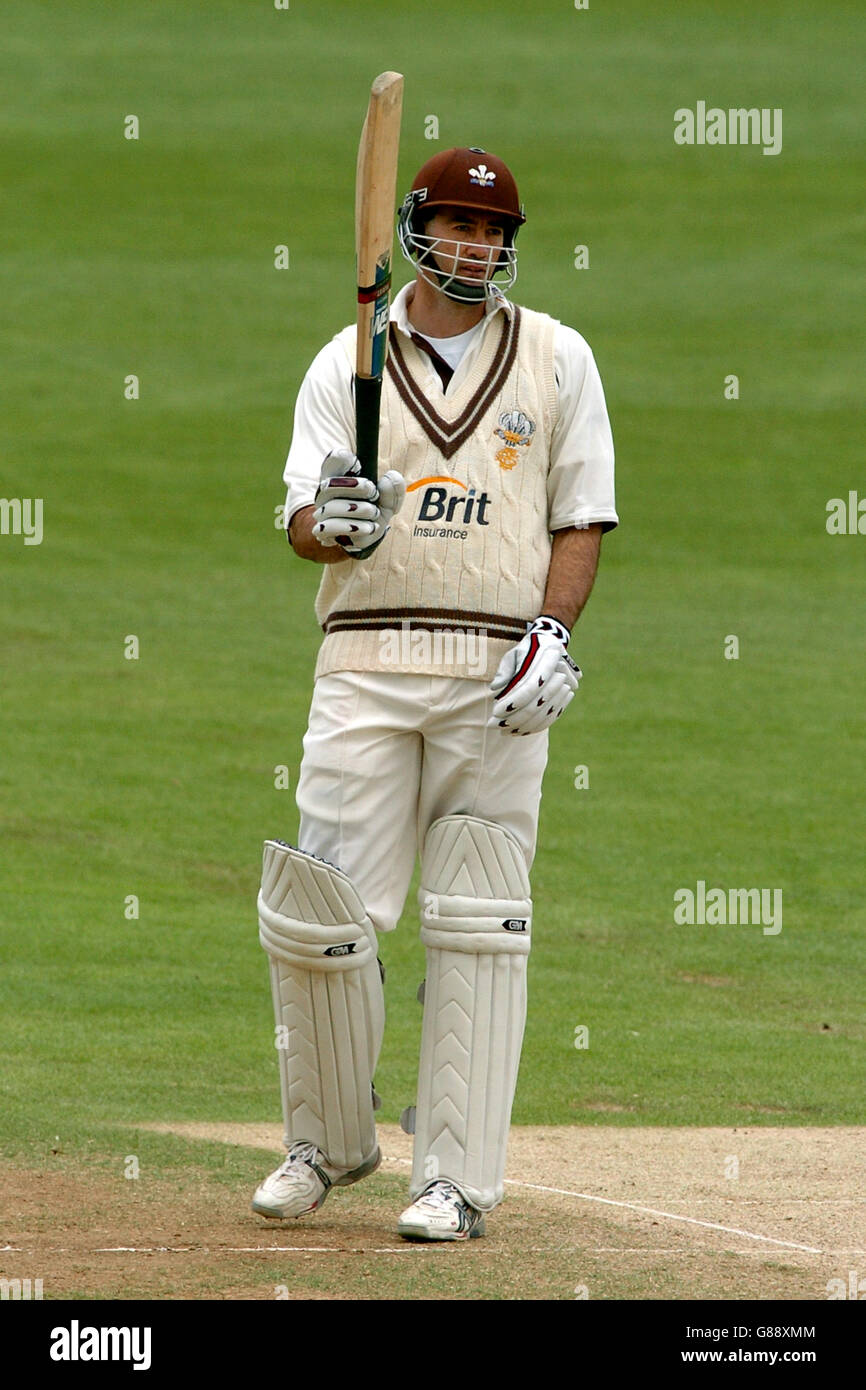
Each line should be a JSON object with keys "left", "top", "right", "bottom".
{"left": 2, "top": 1125, "right": 863, "bottom": 1300}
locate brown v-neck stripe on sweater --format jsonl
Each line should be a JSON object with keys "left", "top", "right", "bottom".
{"left": 408, "top": 332, "right": 454, "bottom": 391}
{"left": 385, "top": 308, "right": 521, "bottom": 460}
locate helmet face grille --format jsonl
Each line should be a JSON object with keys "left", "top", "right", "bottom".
{"left": 397, "top": 188, "right": 520, "bottom": 302}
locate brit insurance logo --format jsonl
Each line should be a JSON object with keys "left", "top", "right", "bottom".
{"left": 408, "top": 475, "right": 491, "bottom": 541}
{"left": 494, "top": 409, "right": 535, "bottom": 470}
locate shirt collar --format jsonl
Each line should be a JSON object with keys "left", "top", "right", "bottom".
{"left": 390, "top": 279, "right": 513, "bottom": 339}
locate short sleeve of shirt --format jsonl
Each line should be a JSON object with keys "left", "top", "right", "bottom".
{"left": 282, "top": 334, "right": 356, "bottom": 524}
{"left": 547, "top": 324, "right": 618, "bottom": 534}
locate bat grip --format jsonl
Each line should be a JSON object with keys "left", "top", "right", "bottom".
{"left": 354, "top": 374, "right": 382, "bottom": 484}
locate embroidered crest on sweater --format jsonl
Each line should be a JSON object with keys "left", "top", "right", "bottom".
{"left": 494, "top": 409, "right": 536, "bottom": 469}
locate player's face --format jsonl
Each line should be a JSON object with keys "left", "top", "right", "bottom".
{"left": 423, "top": 208, "right": 506, "bottom": 286}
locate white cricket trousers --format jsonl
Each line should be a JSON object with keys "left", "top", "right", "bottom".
{"left": 295, "top": 670, "right": 549, "bottom": 933}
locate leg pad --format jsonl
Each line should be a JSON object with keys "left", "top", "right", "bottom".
{"left": 411, "top": 816, "right": 531, "bottom": 1210}
{"left": 258, "top": 840, "right": 384, "bottom": 1172}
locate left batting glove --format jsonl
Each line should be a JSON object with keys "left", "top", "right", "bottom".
{"left": 312, "top": 448, "right": 405, "bottom": 558}
{"left": 488, "top": 615, "right": 582, "bottom": 736}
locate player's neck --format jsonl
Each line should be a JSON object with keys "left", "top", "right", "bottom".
{"left": 407, "top": 279, "right": 485, "bottom": 339}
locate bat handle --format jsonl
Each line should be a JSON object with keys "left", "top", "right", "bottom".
{"left": 354, "top": 374, "right": 382, "bottom": 484}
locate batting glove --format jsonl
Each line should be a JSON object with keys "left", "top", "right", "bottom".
{"left": 312, "top": 449, "right": 406, "bottom": 558}
{"left": 488, "top": 615, "right": 582, "bottom": 736}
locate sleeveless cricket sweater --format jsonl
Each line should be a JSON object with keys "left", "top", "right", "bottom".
{"left": 314, "top": 304, "right": 559, "bottom": 682}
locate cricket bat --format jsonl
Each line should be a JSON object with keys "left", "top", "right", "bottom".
{"left": 354, "top": 71, "right": 404, "bottom": 483}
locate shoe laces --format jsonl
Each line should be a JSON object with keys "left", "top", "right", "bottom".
{"left": 279, "top": 1140, "right": 321, "bottom": 1174}
{"left": 421, "top": 1181, "right": 463, "bottom": 1210}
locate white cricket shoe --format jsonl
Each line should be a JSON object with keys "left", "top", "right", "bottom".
{"left": 397, "top": 1181, "right": 487, "bottom": 1241}
{"left": 252, "top": 1140, "right": 381, "bottom": 1220}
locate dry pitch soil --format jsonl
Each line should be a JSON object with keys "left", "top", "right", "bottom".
{"left": 1, "top": 1125, "right": 864, "bottom": 1300}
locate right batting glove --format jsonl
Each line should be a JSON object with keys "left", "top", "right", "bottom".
{"left": 488, "top": 615, "right": 582, "bottom": 735}
{"left": 312, "top": 448, "right": 406, "bottom": 558}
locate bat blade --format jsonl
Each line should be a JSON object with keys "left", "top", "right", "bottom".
{"left": 354, "top": 70, "right": 403, "bottom": 482}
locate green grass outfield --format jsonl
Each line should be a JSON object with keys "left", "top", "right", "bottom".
{"left": 1, "top": 0, "right": 863, "bottom": 1165}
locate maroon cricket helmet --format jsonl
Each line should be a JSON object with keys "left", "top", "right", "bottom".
{"left": 405, "top": 147, "right": 525, "bottom": 230}
{"left": 397, "top": 147, "right": 525, "bottom": 301}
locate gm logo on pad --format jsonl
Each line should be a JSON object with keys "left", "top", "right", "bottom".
{"left": 502, "top": 919, "right": 527, "bottom": 932}
{"left": 324, "top": 943, "right": 356, "bottom": 956}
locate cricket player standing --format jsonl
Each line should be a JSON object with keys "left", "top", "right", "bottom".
{"left": 254, "top": 148, "right": 617, "bottom": 1240}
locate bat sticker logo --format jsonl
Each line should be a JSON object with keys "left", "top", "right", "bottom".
{"left": 371, "top": 305, "right": 390, "bottom": 337}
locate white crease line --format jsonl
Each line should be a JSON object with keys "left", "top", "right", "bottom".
{"left": 587, "top": 1247, "right": 866, "bottom": 1257}
{"left": 511, "top": 1180, "right": 823, "bottom": 1254}
{"left": 4, "top": 1246, "right": 417, "bottom": 1256}
{"left": 381, "top": 1158, "right": 824, "bottom": 1254}
{"left": 4, "top": 1166, "right": 832, "bottom": 1261}
{"left": 585, "top": 1247, "right": 823, "bottom": 1257}
{"left": 96, "top": 1247, "right": 194, "bottom": 1254}
{"left": 95, "top": 1245, "right": 415, "bottom": 1255}
{"left": 230, "top": 1246, "right": 413, "bottom": 1254}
